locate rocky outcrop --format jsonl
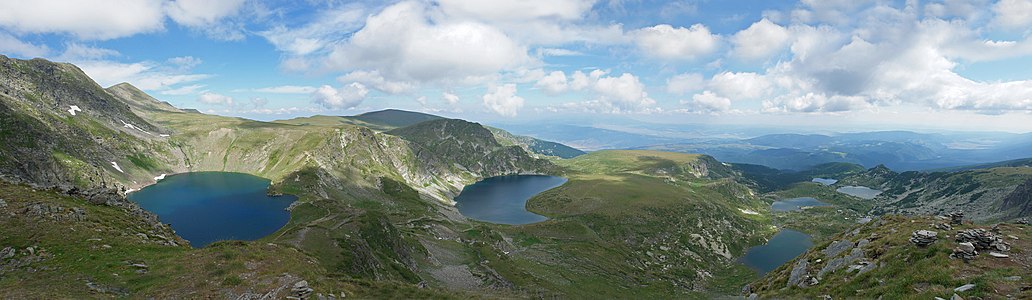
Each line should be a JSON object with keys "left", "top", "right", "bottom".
{"left": 22, "top": 202, "right": 86, "bottom": 222}
{"left": 787, "top": 260, "right": 809, "bottom": 288}
{"left": 955, "top": 229, "right": 1009, "bottom": 252}
{"left": 909, "top": 230, "right": 938, "bottom": 247}
{"left": 1001, "top": 179, "right": 1032, "bottom": 220}
{"left": 950, "top": 242, "right": 977, "bottom": 261}
{"left": 0, "top": 245, "right": 51, "bottom": 275}
{"left": 948, "top": 211, "right": 964, "bottom": 225}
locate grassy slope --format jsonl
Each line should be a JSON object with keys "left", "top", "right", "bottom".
{"left": 455, "top": 150, "right": 777, "bottom": 298}
{"left": 0, "top": 181, "right": 459, "bottom": 298}
{"left": 750, "top": 215, "right": 1031, "bottom": 299}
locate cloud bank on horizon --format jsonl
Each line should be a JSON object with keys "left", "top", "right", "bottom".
{"left": 0, "top": 0, "right": 1031, "bottom": 131}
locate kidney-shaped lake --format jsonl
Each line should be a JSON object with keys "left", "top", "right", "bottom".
{"left": 740, "top": 229, "right": 814, "bottom": 274}
{"left": 128, "top": 172, "right": 296, "bottom": 247}
{"left": 454, "top": 175, "right": 567, "bottom": 225}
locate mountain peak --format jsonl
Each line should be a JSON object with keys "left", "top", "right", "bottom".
{"left": 106, "top": 82, "right": 180, "bottom": 113}
{"left": 352, "top": 109, "right": 445, "bottom": 129}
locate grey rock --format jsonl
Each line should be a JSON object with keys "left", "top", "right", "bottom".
{"left": 951, "top": 294, "right": 963, "bottom": 300}
{"left": 856, "top": 239, "right": 870, "bottom": 248}
{"left": 748, "top": 293, "right": 758, "bottom": 300}
{"left": 292, "top": 280, "right": 313, "bottom": 297}
{"left": 819, "top": 247, "right": 866, "bottom": 278}
{"left": 988, "top": 252, "right": 1009, "bottom": 258}
{"left": 788, "top": 259, "right": 809, "bottom": 287}
{"left": 818, "top": 257, "right": 847, "bottom": 278}
{"left": 823, "top": 240, "right": 853, "bottom": 258}
{"left": 0, "top": 247, "right": 13, "bottom": 259}
{"left": 954, "top": 283, "right": 976, "bottom": 292}
{"left": 910, "top": 230, "right": 938, "bottom": 247}
{"left": 948, "top": 211, "right": 964, "bottom": 225}
{"left": 1004, "top": 276, "right": 1021, "bottom": 281}
{"left": 0, "top": 198, "right": 6, "bottom": 208}
{"left": 858, "top": 262, "right": 877, "bottom": 274}
{"left": 934, "top": 223, "right": 952, "bottom": 231}
{"left": 956, "top": 229, "right": 1008, "bottom": 252}
{"left": 85, "top": 280, "right": 129, "bottom": 296}
{"left": 950, "top": 242, "right": 977, "bottom": 261}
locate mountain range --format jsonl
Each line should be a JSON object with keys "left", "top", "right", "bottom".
{"left": 0, "top": 56, "right": 1029, "bottom": 299}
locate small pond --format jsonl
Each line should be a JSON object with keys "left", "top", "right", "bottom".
{"left": 836, "top": 186, "right": 882, "bottom": 199}
{"left": 454, "top": 175, "right": 567, "bottom": 225}
{"left": 771, "top": 197, "right": 831, "bottom": 212}
{"left": 812, "top": 178, "right": 838, "bottom": 185}
{"left": 740, "top": 229, "right": 814, "bottom": 274}
{"left": 128, "top": 172, "right": 297, "bottom": 247}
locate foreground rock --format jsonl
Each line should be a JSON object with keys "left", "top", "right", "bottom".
{"left": 910, "top": 230, "right": 938, "bottom": 247}
{"left": 950, "top": 242, "right": 977, "bottom": 261}
{"left": 948, "top": 211, "right": 964, "bottom": 225}
{"left": 955, "top": 229, "right": 1009, "bottom": 252}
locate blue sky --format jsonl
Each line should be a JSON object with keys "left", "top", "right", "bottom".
{"left": 1, "top": 0, "right": 1032, "bottom": 132}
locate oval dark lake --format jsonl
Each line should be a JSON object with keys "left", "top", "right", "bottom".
{"left": 454, "top": 175, "right": 567, "bottom": 225}
{"left": 771, "top": 197, "right": 831, "bottom": 212}
{"left": 740, "top": 229, "right": 814, "bottom": 274}
{"left": 128, "top": 172, "right": 297, "bottom": 247}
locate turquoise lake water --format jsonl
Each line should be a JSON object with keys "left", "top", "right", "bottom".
{"left": 771, "top": 197, "right": 831, "bottom": 212}
{"left": 740, "top": 229, "right": 814, "bottom": 274}
{"left": 454, "top": 175, "right": 567, "bottom": 225}
{"left": 127, "top": 172, "right": 297, "bottom": 247}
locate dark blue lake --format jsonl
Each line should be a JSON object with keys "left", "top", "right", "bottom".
{"left": 454, "top": 175, "right": 567, "bottom": 225}
{"left": 771, "top": 197, "right": 831, "bottom": 212}
{"left": 740, "top": 229, "right": 814, "bottom": 274}
{"left": 127, "top": 172, "right": 297, "bottom": 247}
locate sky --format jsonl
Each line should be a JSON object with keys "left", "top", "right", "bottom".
{"left": 1, "top": 0, "right": 1032, "bottom": 132}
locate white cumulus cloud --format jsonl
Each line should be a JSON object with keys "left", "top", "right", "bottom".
{"left": 0, "top": 32, "right": 49, "bottom": 57}
{"left": 535, "top": 71, "right": 570, "bottom": 95}
{"left": 326, "top": 1, "right": 531, "bottom": 85}
{"left": 666, "top": 73, "right": 705, "bottom": 95}
{"left": 993, "top": 0, "right": 1032, "bottom": 29}
{"left": 0, "top": 0, "right": 166, "bottom": 40}
{"left": 633, "top": 24, "right": 719, "bottom": 60}
{"left": 312, "top": 83, "right": 368, "bottom": 109}
{"left": 684, "top": 91, "right": 732, "bottom": 113}
{"left": 731, "top": 19, "right": 790, "bottom": 60}
{"left": 482, "top": 84, "right": 524, "bottom": 117}
{"left": 443, "top": 92, "right": 460, "bottom": 106}
{"left": 198, "top": 92, "right": 234, "bottom": 106}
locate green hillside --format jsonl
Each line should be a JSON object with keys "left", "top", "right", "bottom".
{"left": 0, "top": 57, "right": 786, "bottom": 298}
{"left": 2, "top": 56, "right": 1028, "bottom": 299}
{"left": 839, "top": 165, "right": 1032, "bottom": 222}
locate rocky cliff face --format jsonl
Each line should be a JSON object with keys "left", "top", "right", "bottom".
{"left": 840, "top": 165, "right": 1032, "bottom": 222}
{"left": 1001, "top": 179, "right": 1032, "bottom": 220}
{"left": 388, "top": 119, "right": 553, "bottom": 181}
{"left": 0, "top": 55, "right": 178, "bottom": 191}
{"left": 0, "top": 56, "right": 553, "bottom": 205}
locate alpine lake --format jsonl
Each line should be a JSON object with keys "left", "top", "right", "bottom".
{"left": 128, "top": 172, "right": 297, "bottom": 248}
